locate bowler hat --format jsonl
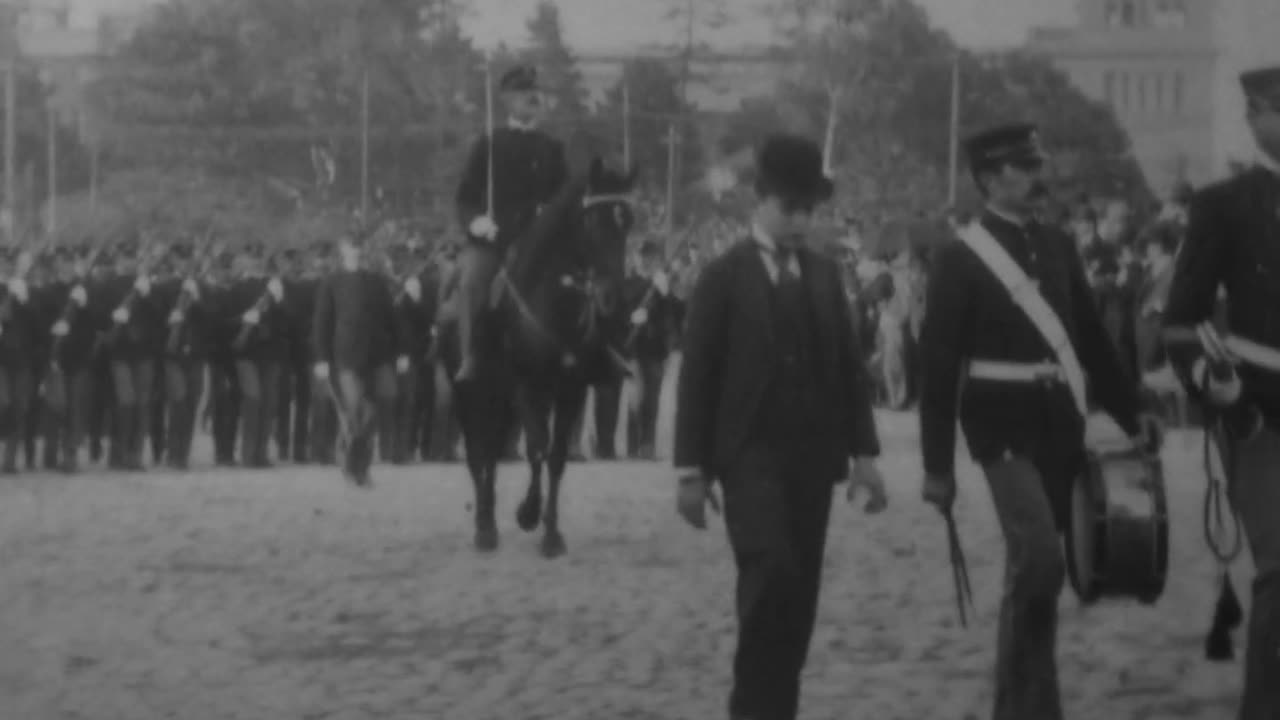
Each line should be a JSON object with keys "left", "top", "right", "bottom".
{"left": 500, "top": 65, "right": 539, "bottom": 93}
{"left": 1241, "top": 65, "right": 1280, "bottom": 107}
{"left": 753, "top": 134, "right": 834, "bottom": 204}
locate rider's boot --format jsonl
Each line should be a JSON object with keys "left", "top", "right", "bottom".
{"left": 454, "top": 249, "right": 485, "bottom": 383}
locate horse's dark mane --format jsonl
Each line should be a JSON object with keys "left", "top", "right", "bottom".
{"left": 514, "top": 160, "right": 634, "bottom": 286}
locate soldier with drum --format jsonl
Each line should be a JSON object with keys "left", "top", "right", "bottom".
{"left": 1162, "top": 64, "right": 1280, "bottom": 719}
{"left": 916, "top": 124, "right": 1162, "bottom": 720}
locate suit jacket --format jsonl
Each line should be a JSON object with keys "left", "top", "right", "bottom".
{"left": 311, "top": 269, "right": 400, "bottom": 373}
{"left": 674, "top": 239, "right": 880, "bottom": 482}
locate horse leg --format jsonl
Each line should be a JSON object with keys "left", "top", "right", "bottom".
{"left": 515, "top": 384, "right": 551, "bottom": 533}
{"left": 456, "top": 379, "right": 500, "bottom": 552}
{"left": 540, "top": 381, "right": 587, "bottom": 558}
{"left": 471, "top": 456, "right": 499, "bottom": 552}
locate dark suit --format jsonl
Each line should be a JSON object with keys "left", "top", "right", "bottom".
{"left": 675, "top": 238, "right": 879, "bottom": 720}
{"left": 312, "top": 269, "right": 400, "bottom": 480}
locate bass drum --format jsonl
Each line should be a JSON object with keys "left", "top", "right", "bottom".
{"left": 1064, "top": 444, "right": 1169, "bottom": 605}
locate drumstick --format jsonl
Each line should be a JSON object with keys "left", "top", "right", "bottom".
{"left": 945, "top": 508, "right": 975, "bottom": 628}
{"left": 485, "top": 59, "right": 494, "bottom": 221}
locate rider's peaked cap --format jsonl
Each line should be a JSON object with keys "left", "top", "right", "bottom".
{"left": 499, "top": 65, "right": 538, "bottom": 93}
{"left": 964, "top": 123, "right": 1046, "bottom": 172}
{"left": 1241, "top": 65, "right": 1280, "bottom": 106}
{"left": 754, "top": 133, "right": 833, "bottom": 203}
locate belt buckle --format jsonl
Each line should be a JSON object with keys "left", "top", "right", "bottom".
{"left": 1034, "top": 364, "right": 1061, "bottom": 385}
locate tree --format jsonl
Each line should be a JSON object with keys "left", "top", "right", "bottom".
{"left": 596, "top": 57, "right": 704, "bottom": 216}
{"left": 4, "top": 68, "right": 93, "bottom": 233}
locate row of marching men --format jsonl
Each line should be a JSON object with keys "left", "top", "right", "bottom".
{"left": 0, "top": 234, "right": 683, "bottom": 474}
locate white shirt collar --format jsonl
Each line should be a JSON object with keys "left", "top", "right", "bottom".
{"left": 507, "top": 117, "right": 537, "bottom": 132}
{"left": 1258, "top": 151, "right": 1280, "bottom": 177}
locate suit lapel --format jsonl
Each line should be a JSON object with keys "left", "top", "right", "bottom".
{"left": 737, "top": 240, "right": 775, "bottom": 351}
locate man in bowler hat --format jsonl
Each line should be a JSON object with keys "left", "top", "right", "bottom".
{"left": 674, "top": 133, "right": 885, "bottom": 720}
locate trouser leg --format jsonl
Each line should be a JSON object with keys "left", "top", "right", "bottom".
{"left": 1229, "top": 429, "right": 1280, "bottom": 720}
{"left": 984, "top": 457, "right": 1066, "bottom": 720}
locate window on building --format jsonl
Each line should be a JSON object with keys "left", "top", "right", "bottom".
{"left": 1153, "top": 73, "right": 1165, "bottom": 111}
{"left": 1119, "top": 72, "right": 1130, "bottom": 110}
{"left": 1121, "top": 0, "right": 1137, "bottom": 26}
{"left": 1173, "top": 71, "right": 1185, "bottom": 113}
{"left": 1104, "top": 71, "right": 1116, "bottom": 106}
{"left": 1153, "top": 0, "right": 1187, "bottom": 29}
{"left": 1137, "top": 74, "right": 1147, "bottom": 111}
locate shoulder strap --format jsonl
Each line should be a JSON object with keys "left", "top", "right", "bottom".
{"left": 957, "top": 222, "right": 1088, "bottom": 417}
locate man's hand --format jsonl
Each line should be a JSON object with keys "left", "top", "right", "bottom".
{"left": 1131, "top": 412, "right": 1165, "bottom": 456}
{"left": 468, "top": 215, "right": 499, "bottom": 241}
{"left": 846, "top": 457, "right": 887, "bottom": 513}
{"left": 395, "top": 355, "right": 410, "bottom": 374}
{"left": 922, "top": 472, "right": 957, "bottom": 514}
{"left": 313, "top": 362, "right": 330, "bottom": 381}
{"left": 675, "top": 470, "right": 720, "bottom": 530}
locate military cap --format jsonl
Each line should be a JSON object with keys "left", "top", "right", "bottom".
{"left": 964, "top": 123, "right": 1046, "bottom": 172}
{"left": 499, "top": 65, "right": 538, "bottom": 93}
{"left": 1241, "top": 65, "right": 1280, "bottom": 107}
{"left": 638, "top": 239, "right": 663, "bottom": 258}
{"left": 753, "top": 133, "right": 834, "bottom": 204}
{"left": 117, "top": 239, "right": 139, "bottom": 256}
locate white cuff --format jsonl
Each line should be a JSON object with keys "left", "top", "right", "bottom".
{"left": 1194, "top": 357, "right": 1242, "bottom": 406}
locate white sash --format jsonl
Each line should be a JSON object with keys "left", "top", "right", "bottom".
{"left": 956, "top": 222, "right": 1089, "bottom": 417}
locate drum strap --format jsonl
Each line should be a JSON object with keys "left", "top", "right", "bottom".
{"left": 956, "top": 223, "right": 1088, "bottom": 417}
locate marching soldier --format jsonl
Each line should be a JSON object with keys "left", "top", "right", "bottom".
{"left": 312, "top": 234, "right": 405, "bottom": 485}
{"left": 276, "top": 247, "right": 318, "bottom": 464}
{"left": 97, "top": 241, "right": 162, "bottom": 471}
{"left": 453, "top": 64, "right": 569, "bottom": 382}
{"left": 158, "top": 244, "right": 210, "bottom": 470}
{"left": 205, "top": 248, "right": 242, "bottom": 467}
{"left": 304, "top": 242, "right": 337, "bottom": 464}
{"left": 674, "top": 134, "right": 886, "bottom": 720}
{"left": 1162, "top": 65, "right": 1280, "bottom": 719}
{"left": 389, "top": 243, "right": 438, "bottom": 463}
{"left": 916, "top": 124, "right": 1161, "bottom": 720}
{"left": 227, "top": 246, "right": 285, "bottom": 469}
{"left": 0, "top": 250, "right": 38, "bottom": 473}
{"left": 624, "top": 240, "right": 678, "bottom": 459}
{"left": 42, "top": 248, "right": 94, "bottom": 473}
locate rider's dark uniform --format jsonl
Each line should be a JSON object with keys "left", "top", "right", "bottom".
{"left": 452, "top": 65, "right": 568, "bottom": 380}
{"left": 1162, "top": 65, "right": 1280, "bottom": 720}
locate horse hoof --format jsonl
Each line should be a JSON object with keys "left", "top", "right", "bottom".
{"left": 515, "top": 497, "right": 541, "bottom": 532}
{"left": 474, "top": 527, "right": 499, "bottom": 552}
{"left": 540, "top": 532, "right": 566, "bottom": 558}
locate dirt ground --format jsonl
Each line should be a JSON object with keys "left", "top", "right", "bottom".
{"left": 0, "top": 412, "right": 1248, "bottom": 719}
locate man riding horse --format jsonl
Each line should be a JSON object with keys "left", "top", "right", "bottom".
{"left": 453, "top": 65, "right": 569, "bottom": 382}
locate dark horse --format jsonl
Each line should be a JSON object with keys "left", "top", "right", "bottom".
{"left": 443, "top": 158, "right": 637, "bottom": 557}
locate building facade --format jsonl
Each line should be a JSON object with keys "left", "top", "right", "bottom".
{"left": 1027, "top": 0, "right": 1218, "bottom": 197}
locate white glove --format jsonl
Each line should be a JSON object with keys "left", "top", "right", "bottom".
{"left": 267, "top": 277, "right": 284, "bottom": 302}
{"left": 51, "top": 320, "right": 69, "bottom": 337}
{"left": 652, "top": 271, "right": 670, "bottom": 297}
{"left": 469, "top": 215, "right": 499, "bottom": 240}
{"left": 396, "top": 355, "right": 410, "bottom": 374}
{"left": 168, "top": 310, "right": 184, "bottom": 325}
{"left": 1194, "top": 357, "right": 1243, "bottom": 407}
{"left": 242, "top": 308, "right": 260, "bottom": 325}
{"left": 134, "top": 275, "right": 151, "bottom": 296}
{"left": 182, "top": 278, "right": 200, "bottom": 298}
{"left": 313, "top": 362, "right": 330, "bottom": 381}
{"left": 630, "top": 307, "right": 649, "bottom": 325}
{"left": 70, "top": 285, "right": 87, "bottom": 306}
{"left": 404, "top": 277, "right": 422, "bottom": 302}
{"left": 7, "top": 278, "right": 27, "bottom": 303}
{"left": 112, "top": 307, "right": 129, "bottom": 324}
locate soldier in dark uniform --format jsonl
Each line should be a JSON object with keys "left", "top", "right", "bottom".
{"left": 389, "top": 243, "right": 437, "bottom": 463}
{"left": 272, "top": 247, "right": 313, "bottom": 464}
{"left": 29, "top": 251, "right": 64, "bottom": 469}
{"left": 1162, "top": 65, "right": 1280, "bottom": 719}
{"left": 916, "top": 124, "right": 1161, "bottom": 720}
{"left": 158, "top": 244, "right": 210, "bottom": 470}
{"left": 674, "top": 134, "right": 885, "bottom": 720}
{"left": 227, "top": 246, "right": 285, "bottom": 468}
{"left": 205, "top": 249, "right": 241, "bottom": 466}
{"left": 304, "top": 242, "right": 336, "bottom": 464}
{"left": 85, "top": 246, "right": 115, "bottom": 464}
{"left": 97, "top": 242, "right": 162, "bottom": 471}
{"left": 452, "top": 64, "right": 569, "bottom": 382}
{"left": 0, "top": 250, "right": 38, "bottom": 473}
{"left": 311, "top": 234, "right": 404, "bottom": 485}
{"left": 43, "top": 247, "right": 94, "bottom": 473}
{"left": 624, "top": 240, "right": 678, "bottom": 459}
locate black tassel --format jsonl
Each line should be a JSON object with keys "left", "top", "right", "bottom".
{"left": 1205, "top": 571, "right": 1243, "bottom": 661}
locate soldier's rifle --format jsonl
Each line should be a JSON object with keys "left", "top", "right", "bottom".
{"left": 231, "top": 264, "right": 284, "bottom": 353}
{"left": 621, "top": 224, "right": 701, "bottom": 352}
{"left": 48, "top": 239, "right": 110, "bottom": 369}
{"left": 165, "top": 237, "right": 219, "bottom": 356}
{"left": 100, "top": 234, "right": 163, "bottom": 353}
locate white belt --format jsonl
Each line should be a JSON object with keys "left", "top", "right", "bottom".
{"left": 968, "top": 359, "right": 1064, "bottom": 383}
{"left": 1225, "top": 336, "right": 1280, "bottom": 373}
